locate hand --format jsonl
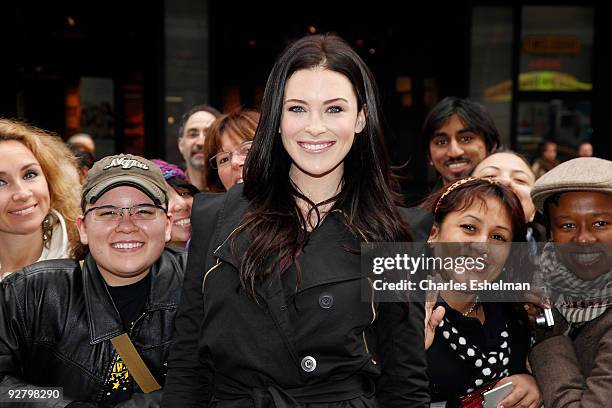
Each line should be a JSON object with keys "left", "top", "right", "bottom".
{"left": 424, "top": 288, "right": 445, "bottom": 350}
{"left": 521, "top": 303, "right": 542, "bottom": 326}
{"left": 523, "top": 286, "right": 551, "bottom": 310}
{"left": 497, "top": 374, "right": 542, "bottom": 408}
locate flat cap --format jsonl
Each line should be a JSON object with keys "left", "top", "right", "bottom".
{"left": 531, "top": 157, "right": 612, "bottom": 213}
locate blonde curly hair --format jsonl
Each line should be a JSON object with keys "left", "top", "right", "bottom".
{"left": 0, "top": 118, "right": 81, "bottom": 256}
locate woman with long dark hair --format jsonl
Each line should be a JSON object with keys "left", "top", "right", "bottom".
{"left": 162, "top": 33, "right": 428, "bottom": 407}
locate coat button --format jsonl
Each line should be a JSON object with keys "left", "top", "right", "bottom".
{"left": 318, "top": 293, "right": 334, "bottom": 309}
{"left": 300, "top": 356, "right": 316, "bottom": 372}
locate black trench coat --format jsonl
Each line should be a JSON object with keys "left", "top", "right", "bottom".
{"left": 162, "top": 185, "right": 428, "bottom": 408}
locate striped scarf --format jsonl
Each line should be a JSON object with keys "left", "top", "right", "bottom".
{"left": 539, "top": 242, "right": 612, "bottom": 323}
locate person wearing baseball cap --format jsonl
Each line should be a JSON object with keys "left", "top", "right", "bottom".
{"left": 528, "top": 157, "right": 612, "bottom": 408}
{"left": 0, "top": 153, "right": 187, "bottom": 406}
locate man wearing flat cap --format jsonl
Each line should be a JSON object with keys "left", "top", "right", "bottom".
{"left": 529, "top": 157, "right": 612, "bottom": 408}
{"left": 0, "top": 154, "right": 186, "bottom": 407}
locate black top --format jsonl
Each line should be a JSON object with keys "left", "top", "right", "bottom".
{"left": 427, "top": 301, "right": 531, "bottom": 407}
{"left": 101, "top": 273, "right": 151, "bottom": 407}
{"left": 107, "top": 273, "right": 151, "bottom": 331}
{"left": 402, "top": 206, "right": 435, "bottom": 242}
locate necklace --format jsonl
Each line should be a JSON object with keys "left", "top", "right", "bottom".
{"left": 463, "top": 296, "right": 480, "bottom": 316}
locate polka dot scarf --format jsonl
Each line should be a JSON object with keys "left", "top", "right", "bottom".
{"left": 438, "top": 316, "right": 511, "bottom": 394}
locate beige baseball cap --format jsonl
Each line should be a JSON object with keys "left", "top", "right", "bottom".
{"left": 82, "top": 154, "right": 168, "bottom": 207}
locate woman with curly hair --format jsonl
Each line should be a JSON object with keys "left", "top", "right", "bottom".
{"left": 0, "top": 118, "right": 81, "bottom": 279}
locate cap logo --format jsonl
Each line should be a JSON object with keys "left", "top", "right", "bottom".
{"left": 103, "top": 157, "right": 150, "bottom": 171}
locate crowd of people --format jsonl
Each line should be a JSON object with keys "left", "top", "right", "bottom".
{"left": 0, "top": 33, "right": 609, "bottom": 408}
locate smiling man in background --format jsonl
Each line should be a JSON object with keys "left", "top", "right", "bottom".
{"left": 177, "top": 104, "right": 221, "bottom": 191}
{"left": 423, "top": 96, "right": 500, "bottom": 189}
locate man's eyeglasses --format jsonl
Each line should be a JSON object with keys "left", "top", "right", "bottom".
{"left": 209, "top": 141, "right": 253, "bottom": 170}
{"left": 83, "top": 204, "right": 166, "bottom": 222}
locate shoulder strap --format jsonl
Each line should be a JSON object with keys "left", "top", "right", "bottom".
{"left": 79, "top": 238, "right": 161, "bottom": 392}
{"left": 87, "top": 257, "right": 161, "bottom": 393}
{"left": 111, "top": 333, "right": 161, "bottom": 393}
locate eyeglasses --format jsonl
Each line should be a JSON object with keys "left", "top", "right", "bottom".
{"left": 209, "top": 141, "right": 253, "bottom": 169}
{"left": 83, "top": 204, "right": 166, "bottom": 222}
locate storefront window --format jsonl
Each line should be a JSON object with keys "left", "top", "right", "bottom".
{"left": 520, "top": 7, "right": 594, "bottom": 92}
{"left": 471, "top": 5, "right": 595, "bottom": 158}
{"left": 470, "top": 7, "right": 513, "bottom": 147}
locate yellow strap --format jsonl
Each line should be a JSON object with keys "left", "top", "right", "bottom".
{"left": 110, "top": 333, "right": 161, "bottom": 393}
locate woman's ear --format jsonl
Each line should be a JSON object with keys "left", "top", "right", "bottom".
{"left": 428, "top": 224, "right": 440, "bottom": 243}
{"left": 355, "top": 109, "right": 366, "bottom": 133}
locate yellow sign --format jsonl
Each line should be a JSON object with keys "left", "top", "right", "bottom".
{"left": 483, "top": 71, "right": 592, "bottom": 101}
{"left": 519, "top": 71, "right": 592, "bottom": 91}
{"left": 483, "top": 80, "right": 512, "bottom": 102}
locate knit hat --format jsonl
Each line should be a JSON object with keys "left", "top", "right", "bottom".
{"left": 531, "top": 157, "right": 612, "bottom": 213}
{"left": 151, "top": 159, "right": 188, "bottom": 182}
{"left": 151, "top": 159, "right": 199, "bottom": 196}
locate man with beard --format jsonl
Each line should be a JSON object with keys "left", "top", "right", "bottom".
{"left": 177, "top": 104, "right": 221, "bottom": 191}
{"left": 424, "top": 97, "right": 500, "bottom": 189}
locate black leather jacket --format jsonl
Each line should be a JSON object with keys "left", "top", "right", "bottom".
{"left": 0, "top": 248, "right": 186, "bottom": 407}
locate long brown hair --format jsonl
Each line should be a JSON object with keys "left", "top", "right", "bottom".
{"left": 237, "top": 34, "right": 412, "bottom": 295}
{"left": 0, "top": 118, "right": 81, "bottom": 255}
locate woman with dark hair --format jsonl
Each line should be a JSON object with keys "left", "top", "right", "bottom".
{"left": 423, "top": 177, "right": 541, "bottom": 408}
{"left": 151, "top": 159, "right": 199, "bottom": 248}
{"left": 67, "top": 142, "right": 96, "bottom": 183}
{"left": 163, "top": 33, "right": 428, "bottom": 407}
